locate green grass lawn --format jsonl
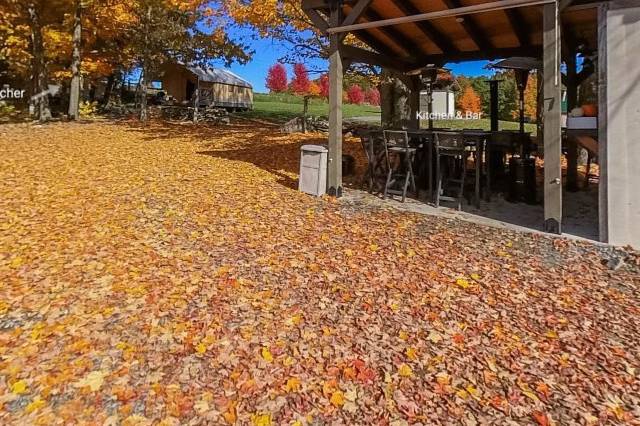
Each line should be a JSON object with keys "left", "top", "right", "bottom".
{"left": 240, "top": 92, "right": 537, "bottom": 134}
{"left": 238, "top": 92, "right": 381, "bottom": 123}
{"left": 428, "top": 119, "right": 538, "bottom": 133}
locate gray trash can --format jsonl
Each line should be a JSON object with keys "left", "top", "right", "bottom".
{"left": 299, "top": 144, "right": 328, "bottom": 196}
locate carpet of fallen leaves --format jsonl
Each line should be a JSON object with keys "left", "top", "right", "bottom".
{"left": 0, "top": 120, "right": 639, "bottom": 426}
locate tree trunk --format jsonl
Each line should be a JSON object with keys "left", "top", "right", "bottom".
{"left": 380, "top": 71, "right": 411, "bottom": 129}
{"left": 139, "top": 4, "right": 152, "bottom": 122}
{"left": 68, "top": 0, "right": 82, "bottom": 120}
{"left": 28, "top": 3, "right": 52, "bottom": 122}
{"left": 101, "top": 72, "right": 116, "bottom": 106}
{"left": 380, "top": 78, "right": 394, "bottom": 128}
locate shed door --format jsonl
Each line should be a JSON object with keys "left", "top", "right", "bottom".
{"left": 186, "top": 80, "right": 196, "bottom": 102}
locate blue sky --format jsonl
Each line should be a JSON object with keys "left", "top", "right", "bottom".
{"left": 211, "top": 28, "right": 495, "bottom": 93}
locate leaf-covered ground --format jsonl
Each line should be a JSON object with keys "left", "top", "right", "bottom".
{"left": 0, "top": 120, "right": 638, "bottom": 426}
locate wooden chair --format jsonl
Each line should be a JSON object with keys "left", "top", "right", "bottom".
{"left": 434, "top": 131, "right": 467, "bottom": 210}
{"left": 383, "top": 130, "right": 417, "bottom": 202}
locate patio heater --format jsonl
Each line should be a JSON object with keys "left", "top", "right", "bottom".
{"left": 487, "top": 79, "right": 502, "bottom": 132}
{"left": 489, "top": 57, "right": 541, "bottom": 205}
{"left": 514, "top": 69, "right": 530, "bottom": 153}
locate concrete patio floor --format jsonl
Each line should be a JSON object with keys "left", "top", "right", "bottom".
{"left": 342, "top": 184, "right": 600, "bottom": 244}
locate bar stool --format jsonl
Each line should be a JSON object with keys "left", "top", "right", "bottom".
{"left": 434, "top": 131, "right": 467, "bottom": 210}
{"left": 383, "top": 130, "right": 417, "bottom": 202}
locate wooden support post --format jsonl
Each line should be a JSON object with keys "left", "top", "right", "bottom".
{"left": 543, "top": 2, "right": 562, "bottom": 234}
{"left": 327, "top": 0, "right": 343, "bottom": 197}
{"left": 565, "top": 49, "right": 579, "bottom": 191}
{"left": 597, "top": 3, "right": 608, "bottom": 243}
{"left": 193, "top": 77, "right": 200, "bottom": 123}
{"left": 426, "top": 83, "right": 434, "bottom": 129}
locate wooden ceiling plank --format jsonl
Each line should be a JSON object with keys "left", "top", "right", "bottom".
{"left": 441, "top": 0, "right": 492, "bottom": 50}
{"left": 353, "top": 30, "right": 399, "bottom": 57}
{"left": 505, "top": 8, "right": 530, "bottom": 46}
{"left": 365, "top": 9, "right": 425, "bottom": 56}
{"left": 388, "top": 0, "right": 457, "bottom": 54}
{"left": 325, "top": 0, "right": 554, "bottom": 34}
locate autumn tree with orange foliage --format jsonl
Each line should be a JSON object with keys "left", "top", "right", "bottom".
{"left": 458, "top": 86, "right": 482, "bottom": 114}
{"left": 523, "top": 74, "right": 538, "bottom": 122}
{"left": 1, "top": 0, "right": 251, "bottom": 121}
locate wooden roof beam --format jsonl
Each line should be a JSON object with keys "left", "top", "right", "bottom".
{"left": 411, "top": 45, "right": 543, "bottom": 68}
{"left": 365, "top": 9, "right": 426, "bottom": 56}
{"left": 441, "top": 0, "right": 492, "bottom": 51}
{"left": 339, "top": 44, "right": 416, "bottom": 72}
{"left": 342, "top": 0, "right": 373, "bottom": 27}
{"left": 326, "top": 0, "right": 555, "bottom": 33}
{"left": 388, "top": 0, "right": 457, "bottom": 54}
{"left": 352, "top": 29, "right": 399, "bottom": 57}
{"left": 391, "top": 0, "right": 458, "bottom": 52}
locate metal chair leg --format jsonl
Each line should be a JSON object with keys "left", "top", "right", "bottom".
{"left": 458, "top": 155, "right": 467, "bottom": 211}
{"left": 408, "top": 154, "right": 417, "bottom": 197}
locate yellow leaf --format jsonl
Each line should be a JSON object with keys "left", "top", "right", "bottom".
{"left": 390, "top": 302, "right": 400, "bottom": 312}
{"left": 285, "top": 314, "right": 302, "bottom": 326}
{"left": 283, "top": 356, "right": 295, "bottom": 366}
{"left": 519, "top": 382, "right": 539, "bottom": 402}
{"left": 545, "top": 330, "right": 559, "bottom": 339}
{"left": 398, "top": 330, "right": 408, "bottom": 341}
{"left": 74, "top": 370, "right": 106, "bottom": 392}
{"left": 406, "top": 347, "right": 418, "bottom": 360}
{"left": 194, "top": 399, "right": 210, "bottom": 414}
{"left": 368, "top": 244, "right": 379, "bottom": 252}
{"left": 466, "top": 384, "right": 481, "bottom": 401}
{"left": 455, "top": 278, "right": 470, "bottom": 289}
{"left": 344, "top": 249, "right": 353, "bottom": 257}
{"left": 406, "top": 248, "right": 416, "bottom": 257}
{"left": 25, "top": 397, "right": 45, "bottom": 413}
{"left": 330, "top": 390, "right": 345, "bottom": 407}
{"left": 291, "top": 421, "right": 303, "bottom": 426}
{"left": 436, "top": 372, "right": 450, "bottom": 385}
{"left": 251, "top": 413, "right": 272, "bottom": 426}
{"left": 11, "top": 380, "right": 28, "bottom": 395}
{"left": 398, "top": 364, "right": 413, "bottom": 377}
{"left": 261, "top": 347, "right": 273, "bottom": 363}
{"left": 285, "top": 377, "right": 301, "bottom": 393}
{"left": 195, "top": 342, "right": 207, "bottom": 354}
{"left": 456, "top": 388, "right": 469, "bottom": 399}
{"left": 10, "top": 257, "right": 24, "bottom": 268}
{"left": 427, "top": 330, "right": 442, "bottom": 343}
{"left": 470, "top": 273, "right": 481, "bottom": 281}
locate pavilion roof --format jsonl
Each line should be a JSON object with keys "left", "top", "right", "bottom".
{"left": 306, "top": 0, "right": 601, "bottom": 70}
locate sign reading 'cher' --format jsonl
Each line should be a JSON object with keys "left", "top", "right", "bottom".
{"left": 0, "top": 86, "right": 26, "bottom": 100}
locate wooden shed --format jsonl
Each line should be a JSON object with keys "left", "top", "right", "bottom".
{"left": 160, "top": 62, "right": 253, "bottom": 111}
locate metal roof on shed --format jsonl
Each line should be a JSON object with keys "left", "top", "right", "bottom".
{"left": 185, "top": 64, "right": 253, "bottom": 89}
